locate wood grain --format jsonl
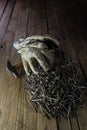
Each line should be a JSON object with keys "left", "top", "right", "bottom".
{"left": 0, "top": 0, "right": 87, "bottom": 130}
{"left": 0, "top": 0, "right": 15, "bottom": 44}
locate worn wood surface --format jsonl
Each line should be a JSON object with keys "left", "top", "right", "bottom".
{"left": 0, "top": 0, "right": 87, "bottom": 130}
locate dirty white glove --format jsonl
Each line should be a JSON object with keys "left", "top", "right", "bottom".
{"left": 13, "top": 35, "right": 60, "bottom": 75}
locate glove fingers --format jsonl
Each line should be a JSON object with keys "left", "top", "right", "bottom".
{"left": 22, "top": 59, "right": 31, "bottom": 75}
{"left": 28, "top": 58, "right": 39, "bottom": 74}
{"left": 41, "top": 50, "right": 54, "bottom": 64}
{"left": 35, "top": 53, "right": 50, "bottom": 72}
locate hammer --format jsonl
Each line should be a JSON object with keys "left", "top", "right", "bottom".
{"left": 6, "top": 59, "right": 23, "bottom": 78}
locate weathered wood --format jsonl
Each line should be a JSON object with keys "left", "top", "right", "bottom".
{"left": 0, "top": 0, "right": 87, "bottom": 130}
{"left": 0, "top": 1, "right": 21, "bottom": 130}
{"left": 46, "top": 0, "right": 59, "bottom": 38}
{"left": 59, "top": 118, "right": 69, "bottom": 130}
{"left": 35, "top": 0, "right": 47, "bottom": 35}
{"left": 78, "top": 106, "right": 87, "bottom": 130}
{"left": 3, "top": 0, "right": 21, "bottom": 57}
{"left": 32, "top": 0, "right": 58, "bottom": 130}
{"left": 54, "top": 0, "right": 78, "bottom": 61}
{"left": 0, "top": 0, "right": 15, "bottom": 44}
{"left": 15, "top": 78, "right": 37, "bottom": 130}
{"left": 0, "top": 0, "right": 8, "bottom": 20}
{"left": 27, "top": 0, "right": 37, "bottom": 36}
{"left": 10, "top": 0, "right": 29, "bottom": 65}
{"left": 10, "top": 1, "right": 37, "bottom": 130}
{"left": 0, "top": 52, "right": 20, "bottom": 130}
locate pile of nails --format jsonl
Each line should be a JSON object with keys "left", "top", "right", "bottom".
{"left": 25, "top": 52, "right": 87, "bottom": 119}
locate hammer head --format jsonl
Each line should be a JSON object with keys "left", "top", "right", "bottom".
{"left": 6, "top": 59, "right": 20, "bottom": 78}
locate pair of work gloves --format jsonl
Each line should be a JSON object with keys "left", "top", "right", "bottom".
{"left": 13, "top": 35, "right": 60, "bottom": 75}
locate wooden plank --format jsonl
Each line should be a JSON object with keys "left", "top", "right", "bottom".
{"left": 0, "top": 0, "right": 8, "bottom": 20}
{"left": 10, "top": 0, "right": 37, "bottom": 130}
{"left": 52, "top": 1, "right": 87, "bottom": 130}
{"left": 53, "top": 0, "right": 78, "bottom": 61}
{"left": 0, "top": 1, "right": 22, "bottom": 130}
{"left": 77, "top": 106, "right": 87, "bottom": 130}
{"left": 69, "top": 0, "right": 87, "bottom": 78}
{"left": 53, "top": 0, "right": 87, "bottom": 76}
{"left": 35, "top": 0, "right": 47, "bottom": 35}
{"left": 58, "top": 1, "right": 87, "bottom": 76}
{"left": 46, "top": 0, "right": 60, "bottom": 38}
{"left": 46, "top": 1, "right": 63, "bottom": 129}
{"left": 67, "top": 33, "right": 87, "bottom": 78}
{"left": 59, "top": 118, "right": 68, "bottom": 130}
{"left": 0, "top": 0, "right": 15, "bottom": 44}
{"left": 70, "top": 0, "right": 87, "bottom": 33}
{"left": 27, "top": 0, "right": 37, "bottom": 36}
{"left": 36, "top": 0, "right": 57, "bottom": 130}
{"left": 0, "top": 52, "right": 20, "bottom": 130}
{"left": 37, "top": 115, "right": 57, "bottom": 130}
{"left": 10, "top": 0, "right": 29, "bottom": 65}
{"left": 0, "top": 0, "right": 87, "bottom": 130}
{"left": 3, "top": 0, "right": 21, "bottom": 57}
{"left": 46, "top": 1, "right": 76, "bottom": 129}
{"left": 54, "top": 1, "right": 87, "bottom": 130}
{"left": 18, "top": 80, "right": 37, "bottom": 130}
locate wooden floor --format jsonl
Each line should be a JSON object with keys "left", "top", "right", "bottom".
{"left": 0, "top": 0, "right": 87, "bottom": 130}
